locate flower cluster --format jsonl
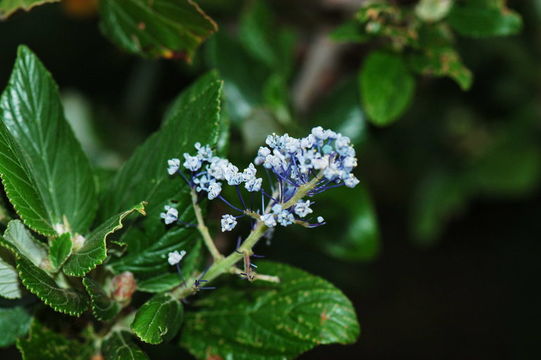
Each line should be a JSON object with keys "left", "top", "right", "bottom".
{"left": 167, "top": 143, "right": 262, "bottom": 201}
{"left": 162, "top": 127, "right": 359, "bottom": 233}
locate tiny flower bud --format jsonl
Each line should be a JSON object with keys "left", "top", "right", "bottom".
{"left": 221, "top": 214, "right": 237, "bottom": 232}
{"left": 167, "top": 158, "right": 181, "bottom": 175}
{"left": 112, "top": 271, "right": 137, "bottom": 302}
{"left": 168, "top": 250, "right": 186, "bottom": 266}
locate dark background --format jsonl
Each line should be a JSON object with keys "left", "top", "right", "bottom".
{"left": 1, "top": 1, "right": 540, "bottom": 359}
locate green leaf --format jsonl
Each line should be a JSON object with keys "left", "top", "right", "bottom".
{"left": 110, "top": 226, "right": 202, "bottom": 283}
{"left": 409, "top": 47, "right": 473, "bottom": 90}
{"left": 0, "top": 45, "right": 97, "bottom": 236}
{"left": 415, "top": 0, "right": 453, "bottom": 22}
{"left": 48, "top": 233, "right": 72, "bottom": 270}
{"left": 101, "top": 72, "right": 222, "bottom": 222}
{"left": 136, "top": 272, "right": 184, "bottom": 293}
{"left": 17, "top": 257, "right": 89, "bottom": 316}
{"left": 99, "top": 0, "right": 218, "bottom": 61}
{"left": 313, "top": 77, "right": 367, "bottom": 146}
{"left": 131, "top": 293, "right": 183, "bottom": 344}
{"left": 206, "top": 33, "right": 269, "bottom": 124}
{"left": 62, "top": 202, "right": 146, "bottom": 277}
{"left": 180, "top": 261, "right": 360, "bottom": 359}
{"left": 82, "top": 277, "right": 120, "bottom": 321}
{"left": 448, "top": 2, "right": 522, "bottom": 38}
{"left": 330, "top": 20, "right": 370, "bottom": 43}
{"left": 238, "top": 0, "right": 296, "bottom": 76}
{"left": 102, "top": 331, "right": 149, "bottom": 360}
{"left": 360, "top": 51, "right": 415, "bottom": 126}
{"left": 318, "top": 185, "right": 380, "bottom": 261}
{"left": 0, "top": 305, "right": 32, "bottom": 347}
{"left": 411, "top": 171, "right": 467, "bottom": 246}
{"left": 1, "top": 220, "right": 47, "bottom": 268}
{"left": 0, "top": 255, "right": 21, "bottom": 299}
{"left": 0, "top": 0, "right": 59, "bottom": 19}
{"left": 16, "top": 320, "right": 93, "bottom": 360}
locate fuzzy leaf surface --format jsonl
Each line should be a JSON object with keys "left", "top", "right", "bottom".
{"left": 131, "top": 293, "right": 183, "bottom": 344}
{"left": 180, "top": 261, "right": 360, "bottom": 360}
{"left": 99, "top": 0, "right": 217, "bottom": 60}
{"left": 82, "top": 277, "right": 120, "bottom": 321}
{"left": 0, "top": 46, "right": 97, "bottom": 236}
{"left": 102, "top": 330, "right": 149, "bottom": 360}
{"left": 62, "top": 202, "right": 146, "bottom": 277}
{"left": 17, "top": 257, "right": 88, "bottom": 316}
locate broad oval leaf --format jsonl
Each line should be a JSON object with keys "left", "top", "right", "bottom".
{"left": 317, "top": 184, "right": 380, "bottom": 261}
{"left": 131, "top": 293, "right": 183, "bottom": 344}
{"left": 62, "top": 202, "right": 146, "bottom": 277}
{"left": 0, "top": 305, "right": 32, "bottom": 347}
{"left": 180, "top": 261, "right": 360, "bottom": 360}
{"left": 16, "top": 320, "right": 93, "bottom": 360}
{"left": 99, "top": 0, "right": 218, "bottom": 61}
{"left": 359, "top": 51, "right": 415, "bottom": 126}
{"left": 82, "top": 277, "right": 120, "bottom": 321}
{"left": 448, "top": 2, "right": 522, "bottom": 38}
{"left": 17, "top": 257, "right": 89, "bottom": 316}
{"left": 1, "top": 220, "right": 47, "bottom": 268}
{"left": 102, "top": 330, "right": 149, "bottom": 360}
{"left": 0, "top": 45, "right": 97, "bottom": 236}
{"left": 0, "top": 255, "right": 21, "bottom": 299}
{"left": 313, "top": 77, "right": 367, "bottom": 146}
{"left": 48, "top": 233, "right": 72, "bottom": 270}
{"left": 101, "top": 71, "right": 222, "bottom": 222}
{"left": 110, "top": 222, "right": 202, "bottom": 281}
{"left": 0, "top": 0, "right": 59, "bottom": 19}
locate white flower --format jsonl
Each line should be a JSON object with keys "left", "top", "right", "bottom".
{"left": 294, "top": 200, "right": 313, "bottom": 218}
{"left": 207, "top": 181, "right": 222, "bottom": 200}
{"left": 193, "top": 174, "right": 213, "bottom": 192}
{"left": 208, "top": 157, "right": 230, "bottom": 180}
{"left": 255, "top": 146, "right": 271, "bottom": 165}
{"left": 167, "top": 158, "right": 181, "bottom": 175}
{"left": 317, "top": 216, "right": 325, "bottom": 223}
{"left": 313, "top": 154, "right": 330, "bottom": 170}
{"left": 160, "top": 205, "right": 178, "bottom": 225}
{"left": 271, "top": 204, "right": 283, "bottom": 213}
{"left": 311, "top": 126, "right": 327, "bottom": 140}
{"left": 277, "top": 210, "right": 295, "bottom": 226}
{"left": 168, "top": 250, "right": 186, "bottom": 266}
{"left": 343, "top": 156, "right": 357, "bottom": 169}
{"left": 183, "top": 153, "right": 202, "bottom": 172}
{"left": 195, "top": 142, "right": 213, "bottom": 161}
{"left": 245, "top": 177, "right": 262, "bottom": 192}
{"left": 221, "top": 214, "right": 237, "bottom": 232}
{"left": 344, "top": 174, "right": 360, "bottom": 188}
{"left": 261, "top": 213, "right": 277, "bottom": 227}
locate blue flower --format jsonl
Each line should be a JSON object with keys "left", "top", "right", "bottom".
{"left": 169, "top": 128, "right": 359, "bottom": 233}
{"left": 221, "top": 214, "right": 237, "bottom": 232}
{"left": 160, "top": 205, "right": 178, "bottom": 225}
{"left": 167, "top": 158, "right": 181, "bottom": 175}
{"left": 167, "top": 250, "right": 186, "bottom": 265}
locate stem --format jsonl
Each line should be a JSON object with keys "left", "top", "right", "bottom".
{"left": 173, "top": 176, "right": 322, "bottom": 300}
{"left": 281, "top": 172, "right": 323, "bottom": 209}
{"left": 191, "top": 189, "right": 222, "bottom": 261}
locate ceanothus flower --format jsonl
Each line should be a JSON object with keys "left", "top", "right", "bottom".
{"left": 261, "top": 213, "right": 277, "bottom": 227}
{"left": 160, "top": 205, "right": 178, "bottom": 225}
{"left": 168, "top": 128, "right": 359, "bottom": 232}
{"left": 167, "top": 158, "right": 181, "bottom": 175}
{"left": 168, "top": 250, "right": 186, "bottom": 266}
{"left": 183, "top": 153, "right": 202, "bottom": 172}
{"left": 221, "top": 214, "right": 237, "bottom": 232}
{"left": 294, "top": 200, "right": 313, "bottom": 218}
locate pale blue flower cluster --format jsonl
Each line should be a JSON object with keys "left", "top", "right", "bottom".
{"left": 161, "top": 128, "right": 359, "bottom": 233}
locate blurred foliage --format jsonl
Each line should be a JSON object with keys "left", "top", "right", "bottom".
{"left": 0, "top": 0, "right": 540, "bottom": 359}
